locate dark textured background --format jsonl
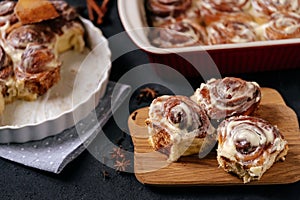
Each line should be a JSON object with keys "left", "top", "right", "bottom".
{"left": 1, "top": 0, "right": 300, "bottom": 199}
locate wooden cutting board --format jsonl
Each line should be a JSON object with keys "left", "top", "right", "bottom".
{"left": 128, "top": 88, "right": 300, "bottom": 185}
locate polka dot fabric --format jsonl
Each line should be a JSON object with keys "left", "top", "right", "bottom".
{"left": 0, "top": 82, "right": 131, "bottom": 173}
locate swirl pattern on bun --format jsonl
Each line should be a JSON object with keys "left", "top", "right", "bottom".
{"left": 150, "top": 19, "right": 207, "bottom": 47}
{"left": 217, "top": 115, "right": 288, "bottom": 183}
{"left": 206, "top": 14, "right": 258, "bottom": 44}
{"left": 6, "top": 25, "right": 55, "bottom": 49}
{"left": 146, "top": 95, "right": 215, "bottom": 162}
{"left": 0, "top": 0, "right": 18, "bottom": 27}
{"left": 192, "top": 77, "right": 261, "bottom": 120}
{"left": 14, "top": 45, "right": 61, "bottom": 101}
{"left": 262, "top": 12, "right": 300, "bottom": 40}
{"left": 199, "top": 0, "right": 251, "bottom": 25}
{"left": 147, "top": 0, "right": 192, "bottom": 17}
{"left": 250, "top": 0, "right": 300, "bottom": 23}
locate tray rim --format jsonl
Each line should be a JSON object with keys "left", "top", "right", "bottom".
{"left": 118, "top": 0, "right": 300, "bottom": 55}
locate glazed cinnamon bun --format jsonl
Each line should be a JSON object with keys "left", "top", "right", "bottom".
{"left": 145, "top": 95, "right": 215, "bottom": 162}
{"left": 199, "top": 0, "right": 251, "bottom": 25}
{"left": 206, "top": 14, "right": 258, "bottom": 44}
{"left": 250, "top": 0, "right": 300, "bottom": 24}
{"left": 150, "top": 19, "right": 207, "bottom": 48}
{"left": 14, "top": 44, "right": 61, "bottom": 101}
{"left": 217, "top": 116, "right": 288, "bottom": 183}
{"left": 47, "top": 0, "right": 85, "bottom": 53}
{"left": 0, "top": 46, "right": 16, "bottom": 103}
{"left": 0, "top": 0, "right": 18, "bottom": 27}
{"left": 0, "top": 0, "right": 85, "bottom": 112}
{"left": 6, "top": 24, "right": 56, "bottom": 50}
{"left": 261, "top": 12, "right": 300, "bottom": 40}
{"left": 50, "top": 0, "right": 80, "bottom": 21}
{"left": 191, "top": 77, "right": 261, "bottom": 120}
{"left": 147, "top": 0, "right": 192, "bottom": 18}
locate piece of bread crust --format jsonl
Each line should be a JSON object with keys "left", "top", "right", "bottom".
{"left": 15, "top": 0, "right": 59, "bottom": 24}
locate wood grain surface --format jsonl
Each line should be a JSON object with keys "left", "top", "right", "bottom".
{"left": 128, "top": 88, "right": 300, "bottom": 185}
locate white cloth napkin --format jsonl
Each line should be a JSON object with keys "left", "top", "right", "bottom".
{"left": 0, "top": 82, "right": 131, "bottom": 174}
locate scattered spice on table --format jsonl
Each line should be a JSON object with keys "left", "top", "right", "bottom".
{"left": 114, "top": 158, "right": 131, "bottom": 172}
{"left": 110, "top": 147, "right": 125, "bottom": 160}
{"left": 137, "top": 87, "right": 158, "bottom": 105}
{"left": 101, "top": 170, "right": 110, "bottom": 181}
{"left": 110, "top": 146, "right": 132, "bottom": 172}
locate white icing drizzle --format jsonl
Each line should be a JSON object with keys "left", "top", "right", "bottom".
{"left": 192, "top": 77, "right": 261, "bottom": 119}
{"left": 207, "top": 20, "right": 257, "bottom": 44}
{"left": 263, "top": 12, "right": 300, "bottom": 39}
{"left": 251, "top": 0, "right": 299, "bottom": 17}
{"left": 201, "top": 0, "right": 251, "bottom": 13}
{"left": 148, "top": 95, "right": 215, "bottom": 147}
{"left": 148, "top": 95, "right": 213, "bottom": 140}
{"left": 147, "top": 95, "right": 216, "bottom": 162}
{"left": 217, "top": 116, "right": 288, "bottom": 175}
{"left": 152, "top": 19, "right": 203, "bottom": 47}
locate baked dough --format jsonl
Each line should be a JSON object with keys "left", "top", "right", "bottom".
{"left": 0, "top": 0, "right": 85, "bottom": 114}
{"left": 191, "top": 77, "right": 261, "bottom": 120}
{"left": 15, "top": 0, "right": 59, "bottom": 24}
{"left": 146, "top": 95, "right": 216, "bottom": 162}
{"left": 217, "top": 115, "right": 288, "bottom": 183}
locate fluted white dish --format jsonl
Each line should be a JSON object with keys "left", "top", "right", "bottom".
{"left": 0, "top": 17, "right": 111, "bottom": 143}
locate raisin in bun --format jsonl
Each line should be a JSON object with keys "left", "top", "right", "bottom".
{"left": 217, "top": 115, "right": 288, "bottom": 183}
{"left": 146, "top": 95, "right": 216, "bottom": 162}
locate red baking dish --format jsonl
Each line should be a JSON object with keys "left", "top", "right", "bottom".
{"left": 118, "top": 0, "right": 300, "bottom": 76}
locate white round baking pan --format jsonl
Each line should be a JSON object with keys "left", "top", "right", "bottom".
{"left": 0, "top": 17, "right": 111, "bottom": 143}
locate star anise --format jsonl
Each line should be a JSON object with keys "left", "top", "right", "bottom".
{"left": 86, "top": 0, "right": 110, "bottom": 24}
{"left": 137, "top": 87, "right": 158, "bottom": 104}
{"left": 110, "top": 147, "right": 125, "bottom": 160}
{"left": 114, "top": 158, "right": 131, "bottom": 172}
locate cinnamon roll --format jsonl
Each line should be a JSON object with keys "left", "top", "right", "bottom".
{"left": 206, "top": 15, "right": 258, "bottom": 44}
{"left": 199, "top": 0, "right": 251, "bottom": 25}
{"left": 145, "top": 95, "right": 215, "bottom": 162}
{"left": 147, "top": 0, "right": 192, "bottom": 18}
{"left": 250, "top": 0, "right": 300, "bottom": 24}
{"left": 191, "top": 77, "right": 261, "bottom": 120}
{"left": 217, "top": 116, "right": 288, "bottom": 183}
{"left": 150, "top": 19, "right": 207, "bottom": 48}
{"left": 6, "top": 24, "right": 56, "bottom": 50}
{"left": 0, "top": 0, "right": 18, "bottom": 27}
{"left": 0, "top": 0, "right": 85, "bottom": 112}
{"left": 0, "top": 46, "right": 16, "bottom": 103}
{"left": 261, "top": 12, "right": 300, "bottom": 40}
{"left": 14, "top": 44, "right": 61, "bottom": 101}
{"left": 46, "top": 0, "right": 85, "bottom": 53}
{"left": 50, "top": 0, "right": 78, "bottom": 21}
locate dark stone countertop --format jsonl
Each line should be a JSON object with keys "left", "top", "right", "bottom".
{"left": 1, "top": 0, "right": 300, "bottom": 199}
